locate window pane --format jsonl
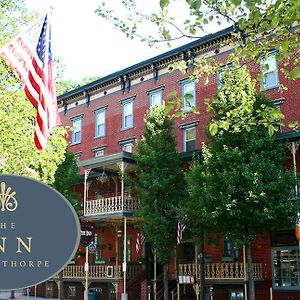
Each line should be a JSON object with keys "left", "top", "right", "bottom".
{"left": 72, "top": 118, "right": 81, "bottom": 143}
{"left": 265, "top": 72, "right": 278, "bottom": 88}
{"left": 97, "top": 111, "right": 105, "bottom": 124}
{"left": 124, "top": 114, "right": 133, "bottom": 128}
{"left": 186, "top": 127, "right": 196, "bottom": 141}
{"left": 272, "top": 248, "right": 300, "bottom": 288}
{"left": 97, "top": 124, "right": 105, "bottom": 137}
{"left": 183, "top": 82, "right": 195, "bottom": 109}
{"left": 151, "top": 92, "right": 162, "bottom": 107}
{"left": 265, "top": 56, "right": 276, "bottom": 72}
{"left": 186, "top": 140, "right": 195, "bottom": 152}
{"left": 122, "top": 143, "right": 132, "bottom": 153}
{"left": 124, "top": 102, "right": 133, "bottom": 116}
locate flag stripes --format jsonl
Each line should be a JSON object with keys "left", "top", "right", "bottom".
{"left": 0, "top": 15, "right": 59, "bottom": 150}
{"left": 136, "top": 233, "right": 145, "bottom": 254}
{"left": 177, "top": 222, "right": 186, "bottom": 245}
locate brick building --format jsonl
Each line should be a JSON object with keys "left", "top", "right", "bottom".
{"left": 35, "top": 26, "right": 300, "bottom": 300}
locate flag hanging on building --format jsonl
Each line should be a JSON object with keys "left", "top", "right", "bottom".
{"left": 136, "top": 233, "right": 145, "bottom": 254}
{"left": 177, "top": 222, "right": 186, "bottom": 245}
{"left": 296, "top": 212, "right": 300, "bottom": 241}
{"left": 0, "top": 14, "right": 60, "bottom": 150}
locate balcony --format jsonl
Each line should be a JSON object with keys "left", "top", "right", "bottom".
{"left": 61, "top": 264, "right": 142, "bottom": 281}
{"left": 178, "top": 262, "right": 264, "bottom": 282}
{"left": 84, "top": 193, "right": 139, "bottom": 218}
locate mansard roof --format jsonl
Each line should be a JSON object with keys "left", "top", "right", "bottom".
{"left": 58, "top": 25, "right": 234, "bottom": 103}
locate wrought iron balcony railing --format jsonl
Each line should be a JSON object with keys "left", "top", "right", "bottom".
{"left": 178, "top": 262, "right": 264, "bottom": 281}
{"left": 62, "top": 264, "right": 142, "bottom": 280}
{"left": 84, "top": 194, "right": 139, "bottom": 217}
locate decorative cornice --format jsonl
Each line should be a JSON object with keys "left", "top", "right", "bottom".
{"left": 58, "top": 26, "right": 234, "bottom": 104}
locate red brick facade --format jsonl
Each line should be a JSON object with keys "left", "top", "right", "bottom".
{"left": 35, "top": 27, "right": 300, "bottom": 300}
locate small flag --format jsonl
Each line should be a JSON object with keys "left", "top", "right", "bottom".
{"left": 296, "top": 212, "right": 300, "bottom": 241}
{"left": 177, "top": 222, "right": 186, "bottom": 245}
{"left": 136, "top": 233, "right": 145, "bottom": 254}
{"left": 0, "top": 14, "right": 60, "bottom": 150}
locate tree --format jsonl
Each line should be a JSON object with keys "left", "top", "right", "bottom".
{"left": 96, "top": 0, "right": 300, "bottom": 79}
{"left": 133, "top": 105, "right": 185, "bottom": 300}
{"left": 52, "top": 151, "right": 81, "bottom": 300}
{"left": 186, "top": 66, "right": 299, "bottom": 300}
{"left": 52, "top": 151, "right": 81, "bottom": 212}
{"left": 0, "top": 0, "right": 67, "bottom": 185}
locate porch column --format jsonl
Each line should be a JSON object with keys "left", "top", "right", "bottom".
{"left": 83, "top": 169, "right": 91, "bottom": 216}
{"left": 288, "top": 141, "right": 299, "bottom": 192}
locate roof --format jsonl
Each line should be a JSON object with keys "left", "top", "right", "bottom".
{"left": 58, "top": 26, "right": 234, "bottom": 102}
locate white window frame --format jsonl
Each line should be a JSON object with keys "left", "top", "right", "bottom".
{"left": 181, "top": 80, "right": 196, "bottom": 111}
{"left": 71, "top": 116, "right": 82, "bottom": 145}
{"left": 121, "top": 99, "right": 134, "bottom": 130}
{"left": 95, "top": 108, "right": 106, "bottom": 138}
{"left": 260, "top": 50, "right": 279, "bottom": 91}
{"left": 149, "top": 89, "right": 163, "bottom": 108}
{"left": 183, "top": 126, "right": 196, "bottom": 152}
{"left": 122, "top": 142, "right": 133, "bottom": 153}
{"left": 217, "top": 62, "right": 234, "bottom": 89}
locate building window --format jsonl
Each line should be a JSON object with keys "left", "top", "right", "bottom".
{"left": 71, "top": 116, "right": 82, "bottom": 145}
{"left": 217, "top": 62, "right": 234, "bottom": 89}
{"left": 272, "top": 247, "right": 300, "bottom": 289}
{"left": 230, "top": 290, "right": 244, "bottom": 300}
{"left": 149, "top": 89, "right": 163, "bottom": 108}
{"left": 122, "top": 142, "right": 133, "bottom": 153}
{"left": 181, "top": 80, "right": 196, "bottom": 111}
{"left": 95, "top": 108, "right": 106, "bottom": 138}
{"left": 183, "top": 126, "right": 196, "bottom": 152}
{"left": 93, "top": 146, "right": 106, "bottom": 158}
{"left": 261, "top": 51, "right": 279, "bottom": 90}
{"left": 68, "top": 286, "right": 76, "bottom": 299}
{"left": 121, "top": 99, "right": 134, "bottom": 130}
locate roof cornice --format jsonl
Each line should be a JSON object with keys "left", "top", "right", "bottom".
{"left": 58, "top": 26, "right": 234, "bottom": 103}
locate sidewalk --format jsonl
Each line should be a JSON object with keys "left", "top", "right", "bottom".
{"left": 0, "top": 291, "right": 61, "bottom": 300}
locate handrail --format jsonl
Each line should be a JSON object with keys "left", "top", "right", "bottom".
{"left": 178, "top": 262, "right": 264, "bottom": 280}
{"left": 84, "top": 194, "right": 139, "bottom": 216}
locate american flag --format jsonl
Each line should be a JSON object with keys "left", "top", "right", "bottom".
{"left": 0, "top": 14, "right": 60, "bottom": 150}
{"left": 136, "top": 232, "right": 145, "bottom": 254}
{"left": 177, "top": 222, "right": 186, "bottom": 245}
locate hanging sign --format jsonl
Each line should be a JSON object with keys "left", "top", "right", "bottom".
{"left": 80, "top": 225, "right": 94, "bottom": 247}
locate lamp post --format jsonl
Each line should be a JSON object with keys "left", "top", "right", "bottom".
{"left": 116, "top": 229, "right": 122, "bottom": 300}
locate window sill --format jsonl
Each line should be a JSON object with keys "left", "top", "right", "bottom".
{"left": 94, "top": 135, "right": 106, "bottom": 139}
{"left": 120, "top": 126, "right": 134, "bottom": 132}
{"left": 261, "top": 84, "right": 279, "bottom": 92}
{"left": 70, "top": 141, "right": 81, "bottom": 146}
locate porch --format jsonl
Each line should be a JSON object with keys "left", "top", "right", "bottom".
{"left": 61, "top": 264, "right": 142, "bottom": 281}
{"left": 178, "top": 262, "right": 264, "bottom": 281}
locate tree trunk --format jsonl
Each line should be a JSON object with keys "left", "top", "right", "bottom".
{"left": 163, "top": 263, "right": 169, "bottom": 300}
{"left": 199, "top": 231, "right": 205, "bottom": 300}
{"left": 59, "top": 270, "right": 64, "bottom": 300}
{"left": 246, "top": 242, "right": 255, "bottom": 300}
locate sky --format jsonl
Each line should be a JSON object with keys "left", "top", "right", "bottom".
{"left": 24, "top": 0, "right": 192, "bottom": 82}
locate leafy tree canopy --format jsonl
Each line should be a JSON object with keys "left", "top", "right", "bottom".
{"left": 186, "top": 67, "right": 299, "bottom": 245}
{"left": 96, "top": 0, "right": 300, "bottom": 79}
{"left": 134, "top": 105, "right": 185, "bottom": 264}
{"left": 0, "top": 0, "right": 67, "bottom": 184}
{"left": 52, "top": 151, "right": 81, "bottom": 212}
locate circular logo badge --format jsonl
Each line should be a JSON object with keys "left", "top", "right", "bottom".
{"left": 0, "top": 175, "right": 80, "bottom": 290}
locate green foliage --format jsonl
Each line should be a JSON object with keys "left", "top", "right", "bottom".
{"left": 207, "top": 66, "right": 284, "bottom": 136}
{"left": 133, "top": 105, "right": 185, "bottom": 264}
{"left": 0, "top": 1, "right": 67, "bottom": 185}
{"left": 52, "top": 152, "right": 81, "bottom": 212}
{"left": 96, "top": 0, "right": 299, "bottom": 78}
{"left": 186, "top": 92, "right": 299, "bottom": 245}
